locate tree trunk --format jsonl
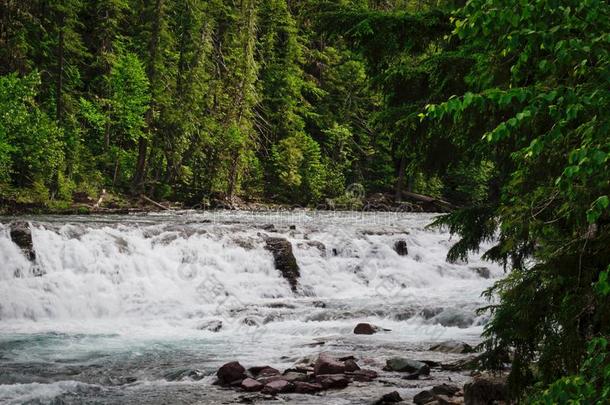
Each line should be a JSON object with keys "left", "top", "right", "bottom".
{"left": 394, "top": 154, "right": 406, "bottom": 202}
{"left": 56, "top": 16, "right": 64, "bottom": 123}
{"left": 133, "top": 0, "right": 164, "bottom": 193}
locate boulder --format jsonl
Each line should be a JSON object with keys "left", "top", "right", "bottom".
{"left": 393, "top": 240, "right": 408, "bottom": 256}
{"left": 429, "top": 341, "right": 474, "bottom": 354}
{"left": 375, "top": 391, "right": 403, "bottom": 404}
{"left": 432, "top": 384, "right": 460, "bottom": 396}
{"left": 241, "top": 378, "right": 263, "bottom": 392}
{"left": 384, "top": 358, "right": 430, "bottom": 375}
{"left": 10, "top": 221, "right": 35, "bottom": 261}
{"left": 261, "top": 379, "right": 294, "bottom": 395}
{"left": 464, "top": 374, "right": 507, "bottom": 405}
{"left": 315, "top": 374, "right": 349, "bottom": 389}
{"left": 198, "top": 319, "right": 223, "bottom": 332}
{"left": 216, "top": 361, "right": 246, "bottom": 385}
{"left": 353, "top": 322, "right": 390, "bottom": 335}
{"left": 298, "top": 240, "right": 326, "bottom": 256}
{"left": 344, "top": 359, "right": 360, "bottom": 372}
{"left": 264, "top": 237, "right": 300, "bottom": 292}
{"left": 313, "top": 353, "right": 345, "bottom": 375}
{"left": 293, "top": 381, "right": 323, "bottom": 394}
{"left": 413, "top": 390, "right": 435, "bottom": 404}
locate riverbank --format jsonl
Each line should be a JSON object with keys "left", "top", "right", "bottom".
{"left": 0, "top": 190, "right": 454, "bottom": 216}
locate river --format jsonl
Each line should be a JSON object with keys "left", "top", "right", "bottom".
{"left": 0, "top": 211, "right": 501, "bottom": 404}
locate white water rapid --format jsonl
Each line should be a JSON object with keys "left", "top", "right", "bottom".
{"left": 0, "top": 211, "right": 502, "bottom": 404}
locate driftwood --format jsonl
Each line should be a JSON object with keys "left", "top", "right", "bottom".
{"left": 93, "top": 189, "right": 106, "bottom": 209}
{"left": 400, "top": 190, "right": 455, "bottom": 212}
{"left": 140, "top": 194, "right": 171, "bottom": 210}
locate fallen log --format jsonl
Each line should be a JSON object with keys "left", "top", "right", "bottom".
{"left": 140, "top": 194, "right": 171, "bottom": 211}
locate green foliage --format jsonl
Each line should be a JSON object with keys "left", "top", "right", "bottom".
{"left": 0, "top": 73, "right": 64, "bottom": 200}
{"left": 271, "top": 132, "right": 325, "bottom": 203}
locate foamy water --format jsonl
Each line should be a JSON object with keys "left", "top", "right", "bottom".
{"left": 0, "top": 211, "right": 501, "bottom": 404}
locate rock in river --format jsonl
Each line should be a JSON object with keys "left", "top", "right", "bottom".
{"left": 10, "top": 221, "right": 35, "bottom": 261}
{"left": 384, "top": 357, "right": 430, "bottom": 375}
{"left": 217, "top": 361, "right": 246, "bottom": 385}
{"left": 264, "top": 237, "right": 300, "bottom": 292}
{"left": 314, "top": 353, "right": 345, "bottom": 375}
{"left": 353, "top": 322, "right": 390, "bottom": 335}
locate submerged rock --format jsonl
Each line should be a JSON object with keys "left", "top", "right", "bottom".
{"left": 217, "top": 361, "right": 246, "bottom": 385}
{"left": 384, "top": 357, "right": 430, "bottom": 375}
{"left": 429, "top": 341, "right": 475, "bottom": 354}
{"left": 248, "top": 366, "right": 280, "bottom": 378}
{"left": 264, "top": 237, "right": 300, "bottom": 292}
{"left": 347, "top": 368, "right": 378, "bottom": 382}
{"left": 470, "top": 267, "right": 491, "bottom": 279}
{"left": 10, "top": 221, "right": 35, "bottom": 261}
{"left": 428, "top": 308, "right": 475, "bottom": 328}
{"left": 393, "top": 240, "right": 408, "bottom": 256}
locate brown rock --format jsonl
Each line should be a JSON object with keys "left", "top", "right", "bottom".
{"left": 344, "top": 359, "right": 360, "bottom": 372}
{"left": 217, "top": 361, "right": 246, "bottom": 385}
{"left": 264, "top": 237, "right": 300, "bottom": 292}
{"left": 432, "top": 384, "right": 460, "bottom": 396}
{"left": 294, "top": 381, "right": 323, "bottom": 394}
{"left": 413, "top": 390, "right": 435, "bottom": 405}
{"left": 261, "top": 379, "right": 294, "bottom": 395}
{"left": 314, "top": 353, "right": 345, "bottom": 375}
{"left": 347, "top": 368, "right": 378, "bottom": 381}
{"left": 249, "top": 366, "right": 280, "bottom": 378}
{"left": 315, "top": 374, "right": 349, "bottom": 389}
{"left": 375, "top": 391, "right": 403, "bottom": 404}
{"left": 354, "top": 322, "right": 381, "bottom": 335}
{"left": 241, "top": 378, "right": 263, "bottom": 392}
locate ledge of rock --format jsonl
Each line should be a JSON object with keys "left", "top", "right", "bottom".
{"left": 10, "top": 221, "right": 36, "bottom": 261}
{"left": 264, "top": 237, "right": 300, "bottom": 292}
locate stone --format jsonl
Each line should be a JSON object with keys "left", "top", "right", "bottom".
{"left": 353, "top": 322, "right": 387, "bottom": 335}
{"left": 261, "top": 379, "right": 294, "bottom": 395}
{"left": 241, "top": 378, "right": 263, "bottom": 392}
{"left": 393, "top": 240, "right": 408, "bottom": 256}
{"left": 441, "top": 356, "right": 480, "bottom": 371}
{"left": 315, "top": 374, "right": 349, "bottom": 389}
{"left": 264, "top": 237, "right": 300, "bottom": 292}
{"left": 10, "top": 221, "right": 35, "bottom": 261}
{"left": 413, "top": 390, "right": 435, "bottom": 404}
{"left": 347, "top": 368, "right": 378, "bottom": 382}
{"left": 429, "top": 341, "right": 475, "bottom": 354}
{"left": 249, "top": 366, "right": 280, "bottom": 378}
{"left": 432, "top": 384, "right": 461, "bottom": 396}
{"left": 384, "top": 357, "right": 430, "bottom": 375}
{"left": 344, "top": 359, "right": 360, "bottom": 372}
{"left": 293, "top": 381, "right": 323, "bottom": 394}
{"left": 464, "top": 374, "right": 507, "bottom": 405}
{"left": 216, "top": 361, "right": 246, "bottom": 385}
{"left": 313, "top": 353, "right": 345, "bottom": 375}
{"left": 198, "top": 319, "right": 223, "bottom": 332}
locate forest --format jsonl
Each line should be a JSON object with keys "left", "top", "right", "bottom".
{"left": 1, "top": 0, "right": 609, "bottom": 402}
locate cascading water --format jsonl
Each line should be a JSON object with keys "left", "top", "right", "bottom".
{"left": 0, "top": 211, "right": 502, "bottom": 404}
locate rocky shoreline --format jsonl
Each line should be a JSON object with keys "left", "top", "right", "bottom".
{"left": 209, "top": 338, "right": 508, "bottom": 405}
